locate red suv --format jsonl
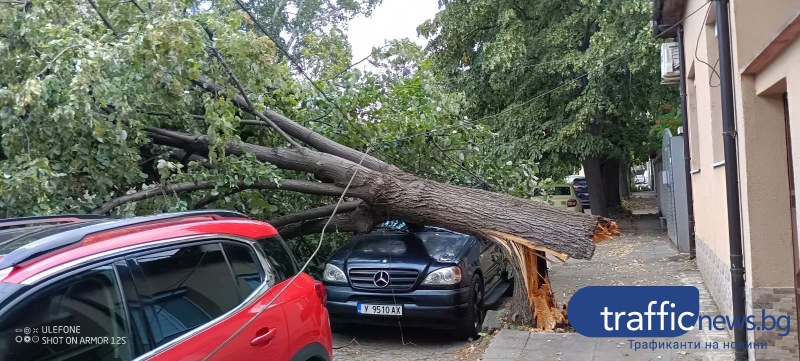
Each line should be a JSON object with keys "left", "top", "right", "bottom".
{"left": 0, "top": 211, "right": 332, "bottom": 361}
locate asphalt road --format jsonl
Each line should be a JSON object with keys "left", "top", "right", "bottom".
{"left": 332, "top": 324, "right": 471, "bottom": 361}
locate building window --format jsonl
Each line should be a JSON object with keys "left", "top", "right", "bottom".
{"left": 703, "top": 19, "right": 725, "bottom": 164}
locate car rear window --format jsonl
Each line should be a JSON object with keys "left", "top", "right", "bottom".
{"left": 553, "top": 186, "right": 572, "bottom": 195}
{"left": 131, "top": 243, "right": 241, "bottom": 346}
{"left": 535, "top": 186, "right": 572, "bottom": 197}
{"left": 256, "top": 236, "right": 298, "bottom": 281}
{"left": 0, "top": 283, "right": 28, "bottom": 310}
{"left": 222, "top": 243, "right": 266, "bottom": 297}
{"left": 572, "top": 179, "right": 587, "bottom": 187}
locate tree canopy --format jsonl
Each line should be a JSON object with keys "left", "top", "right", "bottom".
{"left": 421, "top": 0, "right": 678, "bottom": 214}
{"left": 0, "top": 0, "right": 636, "bottom": 327}
{"left": 1, "top": 0, "right": 556, "bottom": 218}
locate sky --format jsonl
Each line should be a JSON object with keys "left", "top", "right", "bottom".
{"left": 345, "top": 0, "right": 441, "bottom": 63}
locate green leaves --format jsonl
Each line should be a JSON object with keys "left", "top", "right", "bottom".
{"left": 425, "top": 0, "right": 678, "bottom": 177}
{"left": 0, "top": 156, "right": 66, "bottom": 217}
{"left": 0, "top": 0, "right": 575, "bottom": 224}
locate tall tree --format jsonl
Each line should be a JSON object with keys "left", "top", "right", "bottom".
{"left": 421, "top": 0, "right": 678, "bottom": 216}
{"left": 0, "top": 0, "right": 616, "bottom": 325}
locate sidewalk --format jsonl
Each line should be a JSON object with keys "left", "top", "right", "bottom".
{"left": 482, "top": 214, "right": 733, "bottom": 360}
{"left": 628, "top": 190, "right": 659, "bottom": 215}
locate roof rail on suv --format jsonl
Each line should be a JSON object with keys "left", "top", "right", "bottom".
{"left": 0, "top": 210, "right": 247, "bottom": 269}
{"left": 0, "top": 215, "right": 112, "bottom": 230}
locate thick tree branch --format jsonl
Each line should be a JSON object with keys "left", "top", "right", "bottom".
{"left": 92, "top": 178, "right": 355, "bottom": 215}
{"left": 267, "top": 200, "right": 362, "bottom": 227}
{"left": 277, "top": 205, "right": 379, "bottom": 239}
{"left": 144, "top": 127, "right": 375, "bottom": 191}
{"left": 143, "top": 127, "right": 606, "bottom": 259}
{"left": 192, "top": 76, "right": 396, "bottom": 172}
{"left": 261, "top": 108, "right": 398, "bottom": 172}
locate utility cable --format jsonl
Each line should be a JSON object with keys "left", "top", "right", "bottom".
{"left": 693, "top": 2, "right": 722, "bottom": 87}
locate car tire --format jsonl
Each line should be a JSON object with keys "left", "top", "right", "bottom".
{"left": 456, "top": 275, "right": 484, "bottom": 340}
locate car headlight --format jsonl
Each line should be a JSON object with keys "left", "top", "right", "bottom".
{"left": 422, "top": 266, "right": 462, "bottom": 285}
{"left": 323, "top": 263, "right": 347, "bottom": 283}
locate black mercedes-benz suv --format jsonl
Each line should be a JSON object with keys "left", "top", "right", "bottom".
{"left": 322, "top": 222, "right": 510, "bottom": 339}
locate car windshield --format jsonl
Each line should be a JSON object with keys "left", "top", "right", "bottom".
{"left": 375, "top": 220, "right": 408, "bottom": 231}
{"left": 352, "top": 236, "right": 409, "bottom": 256}
{"left": 416, "top": 232, "right": 469, "bottom": 263}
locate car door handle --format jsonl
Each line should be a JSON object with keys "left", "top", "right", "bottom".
{"left": 250, "top": 327, "right": 277, "bottom": 346}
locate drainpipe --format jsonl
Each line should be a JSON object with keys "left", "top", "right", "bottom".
{"left": 677, "top": 27, "right": 697, "bottom": 258}
{"left": 715, "top": 0, "right": 748, "bottom": 359}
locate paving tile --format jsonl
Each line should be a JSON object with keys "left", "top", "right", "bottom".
{"left": 482, "top": 214, "right": 735, "bottom": 361}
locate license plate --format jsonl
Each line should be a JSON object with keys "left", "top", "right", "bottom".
{"left": 357, "top": 303, "right": 403, "bottom": 316}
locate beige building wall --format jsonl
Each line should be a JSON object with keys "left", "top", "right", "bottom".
{"left": 731, "top": 0, "right": 797, "bottom": 290}
{"left": 681, "top": 0, "right": 733, "bottom": 319}
{"left": 678, "top": 0, "right": 800, "bottom": 359}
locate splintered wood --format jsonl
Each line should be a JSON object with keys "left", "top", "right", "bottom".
{"left": 592, "top": 220, "right": 620, "bottom": 243}
{"left": 524, "top": 248, "right": 565, "bottom": 330}
{"left": 488, "top": 234, "right": 567, "bottom": 330}
{"left": 488, "top": 218, "right": 620, "bottom": 330}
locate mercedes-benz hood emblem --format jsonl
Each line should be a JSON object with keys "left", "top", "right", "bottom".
{"left": 373, "top": 271, "right": 390, "bottom": 288}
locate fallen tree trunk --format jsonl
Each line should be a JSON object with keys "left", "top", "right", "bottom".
{"left": 144, "top": 128, "right": 610, "bottom": 260}
{"left": 376, "top": 171, "right": 600, "bottom": 259}
{"left": 96, "top": 72, "right": 618, "bottom": 329}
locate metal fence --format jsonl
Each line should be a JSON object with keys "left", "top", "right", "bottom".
{"left": 657, "top": 129, "right": 691, "bottom": 253}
